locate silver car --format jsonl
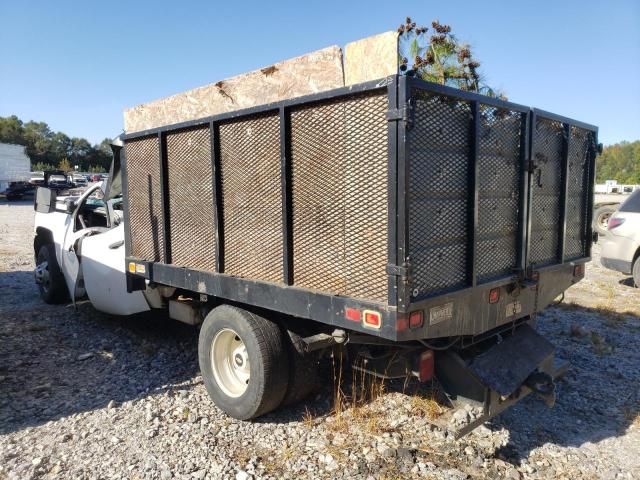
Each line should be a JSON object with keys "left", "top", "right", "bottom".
{"left": 601, "top": 189, "right": 640, "bottom": 286}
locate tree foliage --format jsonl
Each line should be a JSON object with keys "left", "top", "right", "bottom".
{"left": 398, "top": 17, "right": 504, "bottom": 98}
{"left": 57, "top": 158, "right": 72, "bottom": 172}
{"left": 0, "top": 115, "right": 113, "bottom": 172}
{"left": 596, "top": 141, "right": 640, "bottom": 184}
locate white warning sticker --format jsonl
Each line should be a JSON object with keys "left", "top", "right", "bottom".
{"left": 429, "top": 302, "right": 454, "bottom": 325}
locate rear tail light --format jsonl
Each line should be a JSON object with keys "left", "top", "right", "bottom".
{"left": 409, "top": 311, "right": 424, "bottom": 329}
{"left": 488, "top": 287, "right": 500, "bottom": 304}
{"left": 418, "top": 350, "right": 434, "bottom": 382}
{"left": 344, "top": 307, "right": 361, "bottom": 322}
{"left": 362, "top": 310, "right": 381, "bottom": 329}
{"left": 574, "top": 264, "right": 585, "bottom": 277}
{"left": 396, "top": 314, "right": 409, "bottom": 332}
{"left": 608, "top": 217, "right": 625, "bottom": 230}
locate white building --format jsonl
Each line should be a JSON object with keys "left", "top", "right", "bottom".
{"left": 0, "top": 143, "right": 31, "bottom": 192}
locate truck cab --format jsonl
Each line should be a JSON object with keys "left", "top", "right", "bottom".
{"left": 33, "top": 147, "right": 153, "bottom": 315}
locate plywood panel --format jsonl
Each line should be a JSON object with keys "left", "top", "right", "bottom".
{"left": 344, "top": 31, "right": 398, "bottom": 85}
{"left": 124, "top": 46, "right": 344, "bottom": 133}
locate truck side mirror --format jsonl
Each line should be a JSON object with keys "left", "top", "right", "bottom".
{"left": 34, "top": 187, "right": 57, "bottom": 214}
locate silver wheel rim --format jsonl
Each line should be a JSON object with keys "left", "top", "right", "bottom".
{"left": 210, "top": 328, "right": 250, "bottom": 398}
{"left": 599, "top": 212, "right": 612, "bottom": 230}
{"left": 35, "top": 261, "right": 50, "bottom": 293}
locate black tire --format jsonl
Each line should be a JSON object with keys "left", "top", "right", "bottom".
{"left": 593, "top": 205, "right": 617, "bottom": 236}
{"left": 35, "top": 244, "right": 68, "bottom": 304}
{"left": 280, "top": 330, "right": 320, "bottom": 407}
{"left": 633, "top": 257, "right": 640, "bottom": 288}
{"left": 198, "top": 305, "right": 289, "bottom": 420}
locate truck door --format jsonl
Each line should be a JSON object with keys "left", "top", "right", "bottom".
{"left": 79, "top": 223, "right": 150, "bottom": 315}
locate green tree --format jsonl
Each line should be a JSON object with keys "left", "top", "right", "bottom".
{"left": 596, "top": 141, "right": 640, "bottom": 184}
{"left": 0, "top": 115, "right": 114, "bottom": 172}
{"left": 58, "top": 157, "right": 72, "bottom": 172}
{"left": 31, "top": 162, "right": 55, "bottom": 172}
{"left": 398, "top": 17, "right": 504, "bottom": 98}
{"left": 0, "top": 115, "right": 24, "bottom": 144}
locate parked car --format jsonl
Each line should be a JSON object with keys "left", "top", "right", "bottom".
{"left": 601, "top": 189, "right": 640, "bottom": 286}
{"left": 46, "top": 174, "right": 74, "bottom": 192}
{"left": 4, "top": 181, "right": 35, "bottom": 201}
{"left": 68, "top": 175, "right": 88, "bottom": 187}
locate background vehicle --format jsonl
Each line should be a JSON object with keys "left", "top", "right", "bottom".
{"left": 67, "top": 174, "right": 88, "bottom": 187}
{"left": 33, "top": 34, "right": 599, "bottom": 437}
{"left": 5, "top": 180, "right": 35, "bottom": 200}
{"left": 601, "top": 189, "right": 640, "bottom": 286}
{"left": 593, "top": 181, "right": 640, "bottom": 235}
{"left": 46, "top": 173, "right": 74, "bottom": 193}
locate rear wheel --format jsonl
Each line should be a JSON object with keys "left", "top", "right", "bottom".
{"left": 281, "top": 330, "right": 320, "bottom": 407}
{"left": 633, "top": 257, "right": 640, "bottom": 288}
{"left": 35, "top": 244, "right": 68, "bottom": 304}
{"left": 198, "top": 305, "right": 289, "bottom": 420}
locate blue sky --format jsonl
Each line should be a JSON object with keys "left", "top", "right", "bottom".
{"left": 1, "top": 0, "right": 638, "bottom": 146}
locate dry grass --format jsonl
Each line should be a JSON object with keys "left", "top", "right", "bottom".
{"left": 322, "top": 349, "right": 391, "bottom": 435}
{"left": 302, "top": 406, "right": 316, "bottom": 427}
{"left": 410, "top": 392, "right": 447, "bottom": 420}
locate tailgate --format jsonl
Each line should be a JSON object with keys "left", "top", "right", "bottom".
{"left": 401, "top": 78, "right": 598, "bottom": 306}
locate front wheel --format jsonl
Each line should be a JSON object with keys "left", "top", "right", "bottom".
{"left": 633, "top": 257, "right": 640, "bottom": 288}
{"left": 35, "top": 244, "right": 68, "bottom": 304}
{"left": 198, "top": 305, "right": 289, "bottom": 420}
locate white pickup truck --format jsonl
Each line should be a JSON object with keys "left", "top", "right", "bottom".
{"left": 33, "top": 152, "right": 157, "bottom": 316}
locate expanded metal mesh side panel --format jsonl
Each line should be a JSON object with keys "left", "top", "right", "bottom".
{"left": 219, "top": 112, "right": 283, "bottom": 284}
{"left": 125, "top": 136, "right": 164, "bottom": 262}
{"left": 564, "top": 126, "right": 593, "bottom": 260}
{"left": 529, "top": 118, "right": 563, "bottom": 266}
{"left": 290, "top": 90, "right": 388, "bottom": 302}
{"left": 165, "top": 127, "right": 216, "bottom": 271}
{"left": 408, "top": 91, "right": 471, "bottom": 298}
{"left": 476, "top": 107, "right": 523, "bottom": 282}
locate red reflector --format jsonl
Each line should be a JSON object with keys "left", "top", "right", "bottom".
{"left": 489, "top": 287, "right": 500, "bottom": 304}
{"left": 345, "top": 307, "right": 361, "bottom": 322}
{"left": 362, "top": 310, "right": 381, "bottom": 329}
{"left": 418, "top": 350, "right": 434, "bottom": 382}
{"left": 574, "top": 264, "right": 585, "bottom": 277}
{"left": 396, "top": 314, "right": 409, "bottom": 332}
{"left": 409, "top": 311, "right": 424, "bottom": 329}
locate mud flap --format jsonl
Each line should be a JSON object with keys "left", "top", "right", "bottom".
{"left": 434, "top": 324, "right": 568, "bottom": 438}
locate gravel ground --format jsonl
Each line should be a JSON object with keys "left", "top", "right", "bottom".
{"left": 1, "top": 199, "right": 639, "bottom": 479}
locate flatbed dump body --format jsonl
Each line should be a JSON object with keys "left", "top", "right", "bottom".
{"left": 122, "top": 74, "right": 597, "bottom": 342}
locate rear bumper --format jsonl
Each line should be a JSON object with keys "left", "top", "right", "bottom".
{"left": 397, "top": 261, "right": 586, "bottom": 341}
{"left": 600, "top": 235, "right": 636, "bottom": 274}
{"left": 601, "top": 257, "right": 632, "bottom": 275}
